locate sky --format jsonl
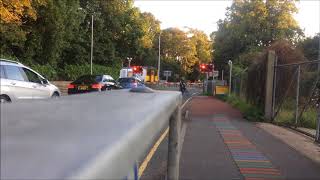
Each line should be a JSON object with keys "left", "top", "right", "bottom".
{"left": 134, "top": 0, "right": 320, "bottom": 38}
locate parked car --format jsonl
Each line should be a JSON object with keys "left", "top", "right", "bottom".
{"left": 67, "top": 74, "right": 120, "bottom": 95}
{"left": 117, "top": 77, "right": 145, "bottom": 89}
{"left": 0, "top": 59, "right": 61, "bottom": 103}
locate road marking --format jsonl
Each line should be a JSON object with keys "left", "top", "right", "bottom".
{"left": 213, "top": 116, "right": 284, "bottom": 180}
{"left": 138, "top": 127, "right": 169, "bottom": 178}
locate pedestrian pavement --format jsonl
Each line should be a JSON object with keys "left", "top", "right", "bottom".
{"left": 179, "top": 96, "right": 320, "bottom": 180}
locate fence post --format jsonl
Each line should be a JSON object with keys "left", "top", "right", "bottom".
{"left": 265, "top": 50, "right": 276, "bottom": 121}
{"left": 316, "top": 106, "right": 320, "bottom": 143}
{"left": 294, "top": 65, "right": 301, "bottom": 127}
{"left": 271, "top": 56, "right": 278, "bottom": 121}
{"left": 167, "top": 107, "right": 181, "bottom": 180}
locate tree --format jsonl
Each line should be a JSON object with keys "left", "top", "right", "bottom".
{"left": 0, "top": 0, "right": 46, "bottom": 58}
{"left": 189, "top": 29, "right": 212, "bottom": 63}
{"left": 160, "top": 28, "right": 197, "bottom": 75}
{"left": 213, "top": 0, "right": 303, "bottom": 69}
{"left": 0, "top": 0, "right": 46, "bottom": 24}
{"left": 298, "top": 34, "right": 320, "bottom": 61}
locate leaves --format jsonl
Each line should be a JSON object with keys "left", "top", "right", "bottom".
{"left": 213, "top": 0, "right": 304, "bottom": 69}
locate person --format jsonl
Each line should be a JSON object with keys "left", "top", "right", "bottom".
{"left": 179, "top": 78, "right": 186, "bottom": 93}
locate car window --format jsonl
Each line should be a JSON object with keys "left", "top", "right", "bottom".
{"left": 118, "top": 78, "right": 135, "bottom": 83}
{"left": 0, "top": 65, "right": 5, "bottom": 78}
{"left": 74, "top": 75, "right": 102, "bottom": 84}
{"left": 103, "top": 78, "right": 112, "bottom": 82}
{"left": 22, "top": 68, "right": 42, "bottom": 84}
{"left": 3, "top": 65, "right": 25, "bottom": 81}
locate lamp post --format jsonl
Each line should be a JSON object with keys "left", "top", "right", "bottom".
{"left": 127, "top": 57, "right": 133, "bottom": 67}
{"left": 228, "top": 60, "right": 233, "bottom": 95}
{"left": 78, "top": 8, "right": 93, "bottom": 75}
{"left": 158, "top": 32, "right": 161, "bottom": 82}
{"left": 90, "top": 14, "right": 93, "bottom": 75}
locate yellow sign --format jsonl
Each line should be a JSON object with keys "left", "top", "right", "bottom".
{"left": 215, "top": 86, "right": 229, "bottom": 95}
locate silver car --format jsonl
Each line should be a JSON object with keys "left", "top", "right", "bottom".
{"left": 0, "top": 59, "right": 61, "bottom": 103}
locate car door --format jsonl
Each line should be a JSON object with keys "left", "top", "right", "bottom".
{"left": 22, "top": 68, "right": 51, "bottom": 99}
{"left": 3, "top": 65, "right": 33, "bottom": 100}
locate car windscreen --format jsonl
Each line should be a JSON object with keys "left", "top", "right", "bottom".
{"left": 73, "top": 75, "right": 102, "bottom": 84}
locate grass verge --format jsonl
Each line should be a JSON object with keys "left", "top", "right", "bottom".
{"left": 217, "top": 94, "right": 264, "bottom": 122}
{"left": 275, "top": 108, "right": 317, "bottom": 129}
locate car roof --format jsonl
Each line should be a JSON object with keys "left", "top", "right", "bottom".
{"left": 78, "top": 74, "right": 113, "bottom": 78}
{"left": 118, "top": 77, "right": 141, "bottom": 81}
{"left": 0, "top": 59, "right": 45, "bottom": 79}
{"left": 0, "top": 59, "right": 24, "bottom": 66}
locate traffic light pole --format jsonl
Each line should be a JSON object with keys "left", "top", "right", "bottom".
{"left": 228, "top": 60, "right": 233, "bottom": 96}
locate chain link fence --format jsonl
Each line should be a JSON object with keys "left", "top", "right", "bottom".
{"left": 273, "top": 61, "right": 320, "bottom": 134}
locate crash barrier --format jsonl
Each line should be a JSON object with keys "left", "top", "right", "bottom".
{"left": 1, "top": 90, "right": 182, "bottom": 180}
{"left": 146, "top": 82, "right": 203, "bottom": 89}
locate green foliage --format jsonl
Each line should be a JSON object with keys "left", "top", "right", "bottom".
{"left": 0, "top": 0, "right": 162, "bottom": 80}
{"left": 297, "top": 34, "right": 320, "bottom": 61}
{"left": 63, "top": 64, "right": 121, "bottom": 81}
{"left": 160, "top": 28, "right": 212, "bottom": 79}
{"left": 274, "top": 99, "right": 317, "bottom": 129}
{"left": 223, "top": 94, "right": 264, "bottom": 122}
{"left": 29, "top": 64, "right": 58, "bottom": 80}
{"left": 213, "top": 0, "right": 304, "bottom": 69}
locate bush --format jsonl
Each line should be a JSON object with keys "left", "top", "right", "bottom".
{"left": 223, "top": 94, "right": 264, "bottom": 121}
{"left": 27, "top": 63, "right": 121, "bottom": 81}
{"left": 30, "top": 64, "right": 58, "bottom": 80}
{"left": 63, "top": 64, "right": 121, "bottom": 81}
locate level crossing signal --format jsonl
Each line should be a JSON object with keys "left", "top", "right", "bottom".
{"left": 200, "top": 63, "right": 214, "bottom": 73}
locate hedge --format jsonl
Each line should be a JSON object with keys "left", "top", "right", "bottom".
{"left": 29, "top": 63, "right": 121, "bottom": 81}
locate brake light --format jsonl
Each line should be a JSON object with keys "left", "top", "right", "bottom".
{"left": 68, "top": 84, "right": 75, "bottom": 89}
{"left": 92, "top": 83, "right": 102, "bottom": 89}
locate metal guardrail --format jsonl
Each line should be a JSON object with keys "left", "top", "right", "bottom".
{"left": 0, "top": 90, "right": 182, "bottom": 179}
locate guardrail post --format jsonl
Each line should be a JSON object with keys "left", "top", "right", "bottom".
{"left": 316, "top": 106, "right": 320, "bottom": 143}
{"left": 167, "top": 107, "right": 181, "bottom": 180}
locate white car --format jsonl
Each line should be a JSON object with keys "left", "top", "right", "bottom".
{"left": 0, "top": 59, "right": 61, "bottom": 103}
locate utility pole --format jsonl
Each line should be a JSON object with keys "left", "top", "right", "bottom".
{"left": 295, "top": 65, "right": 301, "bottom": 127}
{"left": 318, "top": 0, "right": 320, "bottom": 72}
{"left": 222, "top": 70, "right": 224, "bottom": 81}
{"left": 318, "top": 33, "right": 320, "bottom": 71}
{"left": 158, "top": 32, "right": 161, "bottom": 82}
{"left": 228, "top": 60, "right": 233, "bottom": 95}
{"left": 90, "top": 14, "right": 93, "bottom": 75}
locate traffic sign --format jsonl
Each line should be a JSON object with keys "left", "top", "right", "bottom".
{"left": 213, "top": 71, "right": 219, "bottom": 77}
{"left": 163, "top": 70, "right": 172, "bottom": 77}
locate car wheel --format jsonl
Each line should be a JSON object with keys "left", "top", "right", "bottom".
{"left": 0, "top": 95, "right": 11, "bottom": 103}
{"left": 51, "top": 92, "right": 60, "bottom": 99}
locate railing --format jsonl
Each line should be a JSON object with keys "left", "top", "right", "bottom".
{"left": 0, "top": 89, "right": 183, "bottom": 180}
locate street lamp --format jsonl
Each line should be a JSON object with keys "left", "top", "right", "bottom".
{"left": 228, "top": 60, "right": 233, "bottom": 95}
{"left": 158, "top": 31, "right": 161, "bottom": 82}
{"left": 78, "top": 8, "right": 93, "bottom": 75}
{"left": 127, "top": 57, "right": 133, "bottom": 67}
{"left": 90, "top": 14, "right": 93, "bottom": 75}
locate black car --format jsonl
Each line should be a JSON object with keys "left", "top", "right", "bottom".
{"left": 67, "top": 75, "right": 120, "bottom": 95}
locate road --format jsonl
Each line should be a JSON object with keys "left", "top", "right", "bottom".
{"left": 140, "top": 96, "right": 320, "bottom": 180}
